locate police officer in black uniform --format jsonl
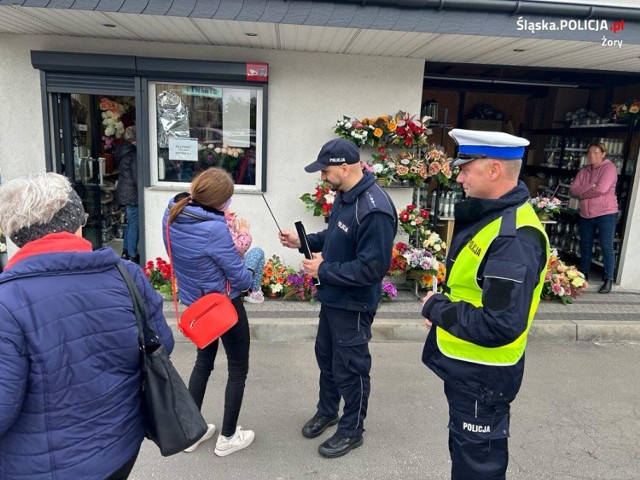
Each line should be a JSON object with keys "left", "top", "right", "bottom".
{"left": 421, "top": 129, "right": 549, "bottom": 479}
{"left": 279, "top": 138, "right": 397, "bottom": 458}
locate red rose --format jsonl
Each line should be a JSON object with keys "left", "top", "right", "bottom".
{"left": 399, "top": 211, "right": 410, "bottom": 222}
{"left": 406, "top": 204, "right": 415, "bottom": 211}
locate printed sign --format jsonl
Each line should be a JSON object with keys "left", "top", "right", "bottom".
{"left": 169, "top": 138, "right": 198, "bottom": 162}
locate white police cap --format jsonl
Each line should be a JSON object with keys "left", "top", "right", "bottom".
{"left": 448, "top": 128, "right": 530, "bottom": 167}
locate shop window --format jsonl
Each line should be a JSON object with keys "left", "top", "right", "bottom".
{"left": 149, "top": 81, "right": 263, "bottom": 189}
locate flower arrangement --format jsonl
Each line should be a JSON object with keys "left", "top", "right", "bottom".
{"left": 530, "top": 196, "right": 562, "bottom": 216}
{"left": 390, "top": 112, "right": 431, "bottom": 149}
{"left": 542, "top": 249, "right": 588, "bottom": 304}
{"left": 423, "top": 146, "right": 458, "bottom": 186}
{"left": 398, "top": 204, "right": 430, "bottom": 237}
{"left": 199, "top": 143, "right": 245, "bottom": 172}
{"left": 334, "top": 115, "right": 396, "bottom": 148}
{"left": 369, "top": 149, "right": 429, "bottom": 186}
{"left": 334, "top": 112, "right": 430, "bottom": 149}
{"left": 381, "top": 281, "right": 398, "bottom": 301}
{"left": 262, "top": 255, "right": 295, "bottom": 296}
{"left": 400, "top": 243, "right": 440, "bottom": 273}
{"left": 143, "top": 257, "right": 173, "bottom": 297}
{"left": 100, "top": 97, "right": 126, "bottom": 142}
{"left": 300, "top": 181, "right": 336, "bottom": 219}
{"left": 612, "top": 99, "right": 640, "bottom": 125}
{"left": 387, "top": 242, "right": 409, "bottom": 276}
{"left": 420, "top": 229, "right": 447, "bottom": 261}
{"left": 283, "top": 270, "right": 318, "bottom": 301}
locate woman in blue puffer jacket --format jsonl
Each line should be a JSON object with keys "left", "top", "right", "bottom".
{"left": 0, "top": 172, "right": 174, "bottom": 480}
{"left": 162, "top": 167, "right": 255, "bottom": 457}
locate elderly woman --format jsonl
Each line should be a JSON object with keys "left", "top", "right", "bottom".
{"left": 569, "top": 141, "right": 619, "bottom": 294}
{"left": 0, "top": 172, "right": 174, "bottom": 479}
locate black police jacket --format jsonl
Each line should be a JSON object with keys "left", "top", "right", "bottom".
{"left": 306, "top": 172, "right": 397, "bottom": 313}
{"left": 421, "top": 181, "right": 547, "bottom": 404}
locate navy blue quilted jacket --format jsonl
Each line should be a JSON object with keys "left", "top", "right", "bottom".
{"left": 0, "top": 233, "right": 174, "bottom": 479}
{"left": 306, "top": 172, "right": 397, "bottom": 312}
{"left": 162, "top": 197, "right": 252, "bottom": 304}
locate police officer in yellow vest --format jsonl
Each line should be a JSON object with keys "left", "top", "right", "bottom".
{"left": 421, "top": 129, "right": 549, "bottom": 480}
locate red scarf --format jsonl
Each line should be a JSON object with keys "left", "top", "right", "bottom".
{"left": 5, "top": 232, "right": 93, "bottom": 271}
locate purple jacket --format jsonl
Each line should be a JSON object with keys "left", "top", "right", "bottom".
{"left": 569, "top": 159, "right": 618, "bottom": 218}
{"left": 0, "top": 233, "right": 174, "bottom": 479}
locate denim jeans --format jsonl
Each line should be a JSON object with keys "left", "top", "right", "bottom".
{"left": 579, "top": 213, "right": 617, "bottom": 280}
{"left": 123, "top": 205, "right": 139, "bottom": 257}
{"left": 244, "top": 247, "right": 265, "bottom": 292}
{"left": 188, "top": 297, "right": 250, "bottom": 437}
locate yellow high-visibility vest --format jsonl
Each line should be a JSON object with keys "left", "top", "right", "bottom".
{"left": 436, "top": 202, "right": 550, "bottom": 366}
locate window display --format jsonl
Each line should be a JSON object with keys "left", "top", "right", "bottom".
{"left": 151, "top": 82, "right": 263, "bottom": 187}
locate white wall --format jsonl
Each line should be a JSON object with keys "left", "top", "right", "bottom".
{"left": 0, "top": 33, "right": 424, "bottom": 267}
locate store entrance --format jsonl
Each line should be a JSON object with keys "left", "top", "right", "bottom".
{"left": 50, "top": 93, "right": 136, "bottom": 256}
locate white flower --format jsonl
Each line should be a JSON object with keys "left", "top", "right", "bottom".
{"left": 345, "top": 122, "right": 352, "bottom": 129}
{"left": 207, "top": 144, "right": 214, "bottom": 149}
{"left": 270, "top": 283, "right": 283, "bottom": 293}
{"left": 0, "top": 243, "right": 6, "bottom": 253}
{"left": 214, "top": 147, "right": 221, "bottom": 154}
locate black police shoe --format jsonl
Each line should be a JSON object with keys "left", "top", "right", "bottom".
{"left": 301, "top": 413, "right": 338, "bottom": 439}
{"left": 318, "top": 432, "right": 363, "bottom": 458}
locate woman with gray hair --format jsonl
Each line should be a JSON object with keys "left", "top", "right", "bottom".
{"left": 0, "top": 172, "right": 174, "bottom": 479}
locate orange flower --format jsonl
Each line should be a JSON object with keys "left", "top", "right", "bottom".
{"left": 373, "top": 128, "right": 383, "bottom": 138}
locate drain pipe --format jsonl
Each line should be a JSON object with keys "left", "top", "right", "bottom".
{"left": 339, "top": 0, "right": 640, "bottom": 21}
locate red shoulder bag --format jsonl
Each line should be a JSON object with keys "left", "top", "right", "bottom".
{"left": 166, "top": 220, "right": 238, "bottom": 349}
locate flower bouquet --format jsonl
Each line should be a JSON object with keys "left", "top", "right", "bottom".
{"left": 387, "top": 242, "right": 409, "bottom": 276}
{"left": 198, "top": 143, "right": 245, "bottom": 172}
{"left": 394, "top": 242, "right": 441, "bottom": 289}
{"left": 530, "top": 196, "right": 562, "bottom": 219}
{"left": 423, "top": 146, "right": 458, "bottom": 186}
{"left": 612, "top": 99, "right": 640, "bottom": 125}
{"left": 143, "top": 257, "right": 174, "bottom": 299}
{"left": 420, "top": 229, "right": 447, "bottom": 261}
{"left": 262, "top": 255, "right": 295, "bottom": 297}
{"left": 390, "top": 111, "right": 431, "bottom": 149}
{"left": 284, "top": 269, "right": 318, "bottom": 301}
{"left": 334, "top": 115, "right": 396, "bottom": 148}
{"left": 381, "top": 281, "right": 398, "bottom": 301}
{"left": 398, "top": 204, "right": 430, "bottom": 237}
{"left": 542, "top": 249, "right": 588, "bottom": 304}
{"left": 300, "top": 181, "right": 336, "bottom": 219}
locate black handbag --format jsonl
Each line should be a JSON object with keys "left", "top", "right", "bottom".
{"left": 116, "top": 264, "right": 208, "bottom": 457}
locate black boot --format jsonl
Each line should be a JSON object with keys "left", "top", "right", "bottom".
{"left": 599, "top": 279, "right": 612, "bottom": 294}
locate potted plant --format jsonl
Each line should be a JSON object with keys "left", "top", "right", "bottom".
{"left": 530, "top": 196, "right": 562, "bottom": 220}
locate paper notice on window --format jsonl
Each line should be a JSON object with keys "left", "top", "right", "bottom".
{"left": 169, "top": 137, "right": 198, "bottom": 162}
{"left": 222, "top": 88, "right": 251, "bottom": 148}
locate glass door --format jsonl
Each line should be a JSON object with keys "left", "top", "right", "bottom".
{"left": 49, "top": 93, "right": 135, "bottom": 253}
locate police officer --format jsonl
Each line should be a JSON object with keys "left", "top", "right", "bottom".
{"left": 279, "top": 138, "right": 397, "bottom": 458}
{"left": 421, "top": 129, "right": 549, "bottom": 479}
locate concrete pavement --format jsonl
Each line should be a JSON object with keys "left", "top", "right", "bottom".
{"left": 129, "top": 340, "right": 640, "bottom": 480}
{"left": 163, "top": 282, "right": 640, "bottom": 343}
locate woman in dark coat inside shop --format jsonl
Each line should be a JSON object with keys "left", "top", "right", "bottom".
{"left": 115, "top": 125, "right": 139, "bottom": 263}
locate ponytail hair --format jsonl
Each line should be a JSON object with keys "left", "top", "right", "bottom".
{"left": 167, "top": 194, "right": 191, "bottom": 224}
{"left": 167, "top": 167, "right": 234, "bottom": 224}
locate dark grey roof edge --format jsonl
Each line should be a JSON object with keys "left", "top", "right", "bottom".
{"left": 3, "top": 0, "right": 640, "bottom": 21}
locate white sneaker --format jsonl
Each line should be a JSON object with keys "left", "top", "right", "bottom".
{"left": 214, "top": 426, "right": 255, "bottom": 457}
{"left": 245, "top": 291, "right": 264, "bottom": 304}
{"left": 183, "top": 423, "right": 216, "bottom": 453}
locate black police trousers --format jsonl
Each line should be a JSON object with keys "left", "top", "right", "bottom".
{"left": 444, "top": 383, "right": 511, "bottom": 480}
{"left": 315, "top": 304, "right": 373, "bottom": 437}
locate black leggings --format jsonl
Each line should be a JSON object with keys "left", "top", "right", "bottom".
{"left": 188, "top": 297, "right": 250, "bottom": 437}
